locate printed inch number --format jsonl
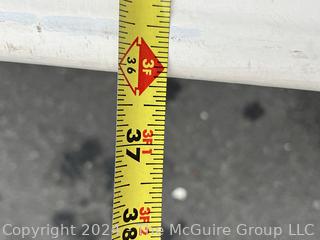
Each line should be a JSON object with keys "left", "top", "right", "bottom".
{"left": 122, "top": 207, "right": 152, "bottom": 240}
{"left": 126, "top": 129, "right": 154, "bottom": 162}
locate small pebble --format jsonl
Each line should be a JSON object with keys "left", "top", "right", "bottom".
{"left": 200, "top": 111, "right": 209, "bottom": 121}
{"left": 171, "top": 187, "right": 187, "bottom": 201}
{"left": 313, "top": 200, "right": 320, "bottom": 210}
{"left": 283, "top": 143, "right": 292, "bottom": 152}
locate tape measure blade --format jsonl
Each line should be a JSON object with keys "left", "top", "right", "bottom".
{"left": 112, "top": 0, "right": 171, "bottom": 239}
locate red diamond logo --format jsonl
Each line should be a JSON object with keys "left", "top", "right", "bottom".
{"left": 119, "top": 37, "right": 164, "bottom": 95}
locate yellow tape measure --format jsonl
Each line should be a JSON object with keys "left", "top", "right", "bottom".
{"left": 111, "top": 0, "right": 171, "bottom": 240}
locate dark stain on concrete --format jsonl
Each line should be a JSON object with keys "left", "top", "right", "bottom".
{"left": 52, "top": 210, "right": 76, "bottom": 227}
{"left": 243, "top": 101, "right": 265, "bottom": 121}
{"left": 61, "top": 138, "right": 102, "bottom": 179}
{"left": 167, "top": 78, "right": 182, "bottom": 102}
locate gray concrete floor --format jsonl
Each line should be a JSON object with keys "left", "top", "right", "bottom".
{"left": 0, "top": 62, "right": 319, "bottom": 240}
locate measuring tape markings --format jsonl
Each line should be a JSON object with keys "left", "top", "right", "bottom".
{"left": 112, "top": 0, "right": 171, "bottom": 240}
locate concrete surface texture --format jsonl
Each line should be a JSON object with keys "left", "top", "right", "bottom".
{"left": 0, "top": 61, "right": 319, "bottom": 240}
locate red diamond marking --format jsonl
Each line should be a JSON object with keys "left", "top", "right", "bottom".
{"left": 119, "top": 37, "right": 164, "bottom": 95}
